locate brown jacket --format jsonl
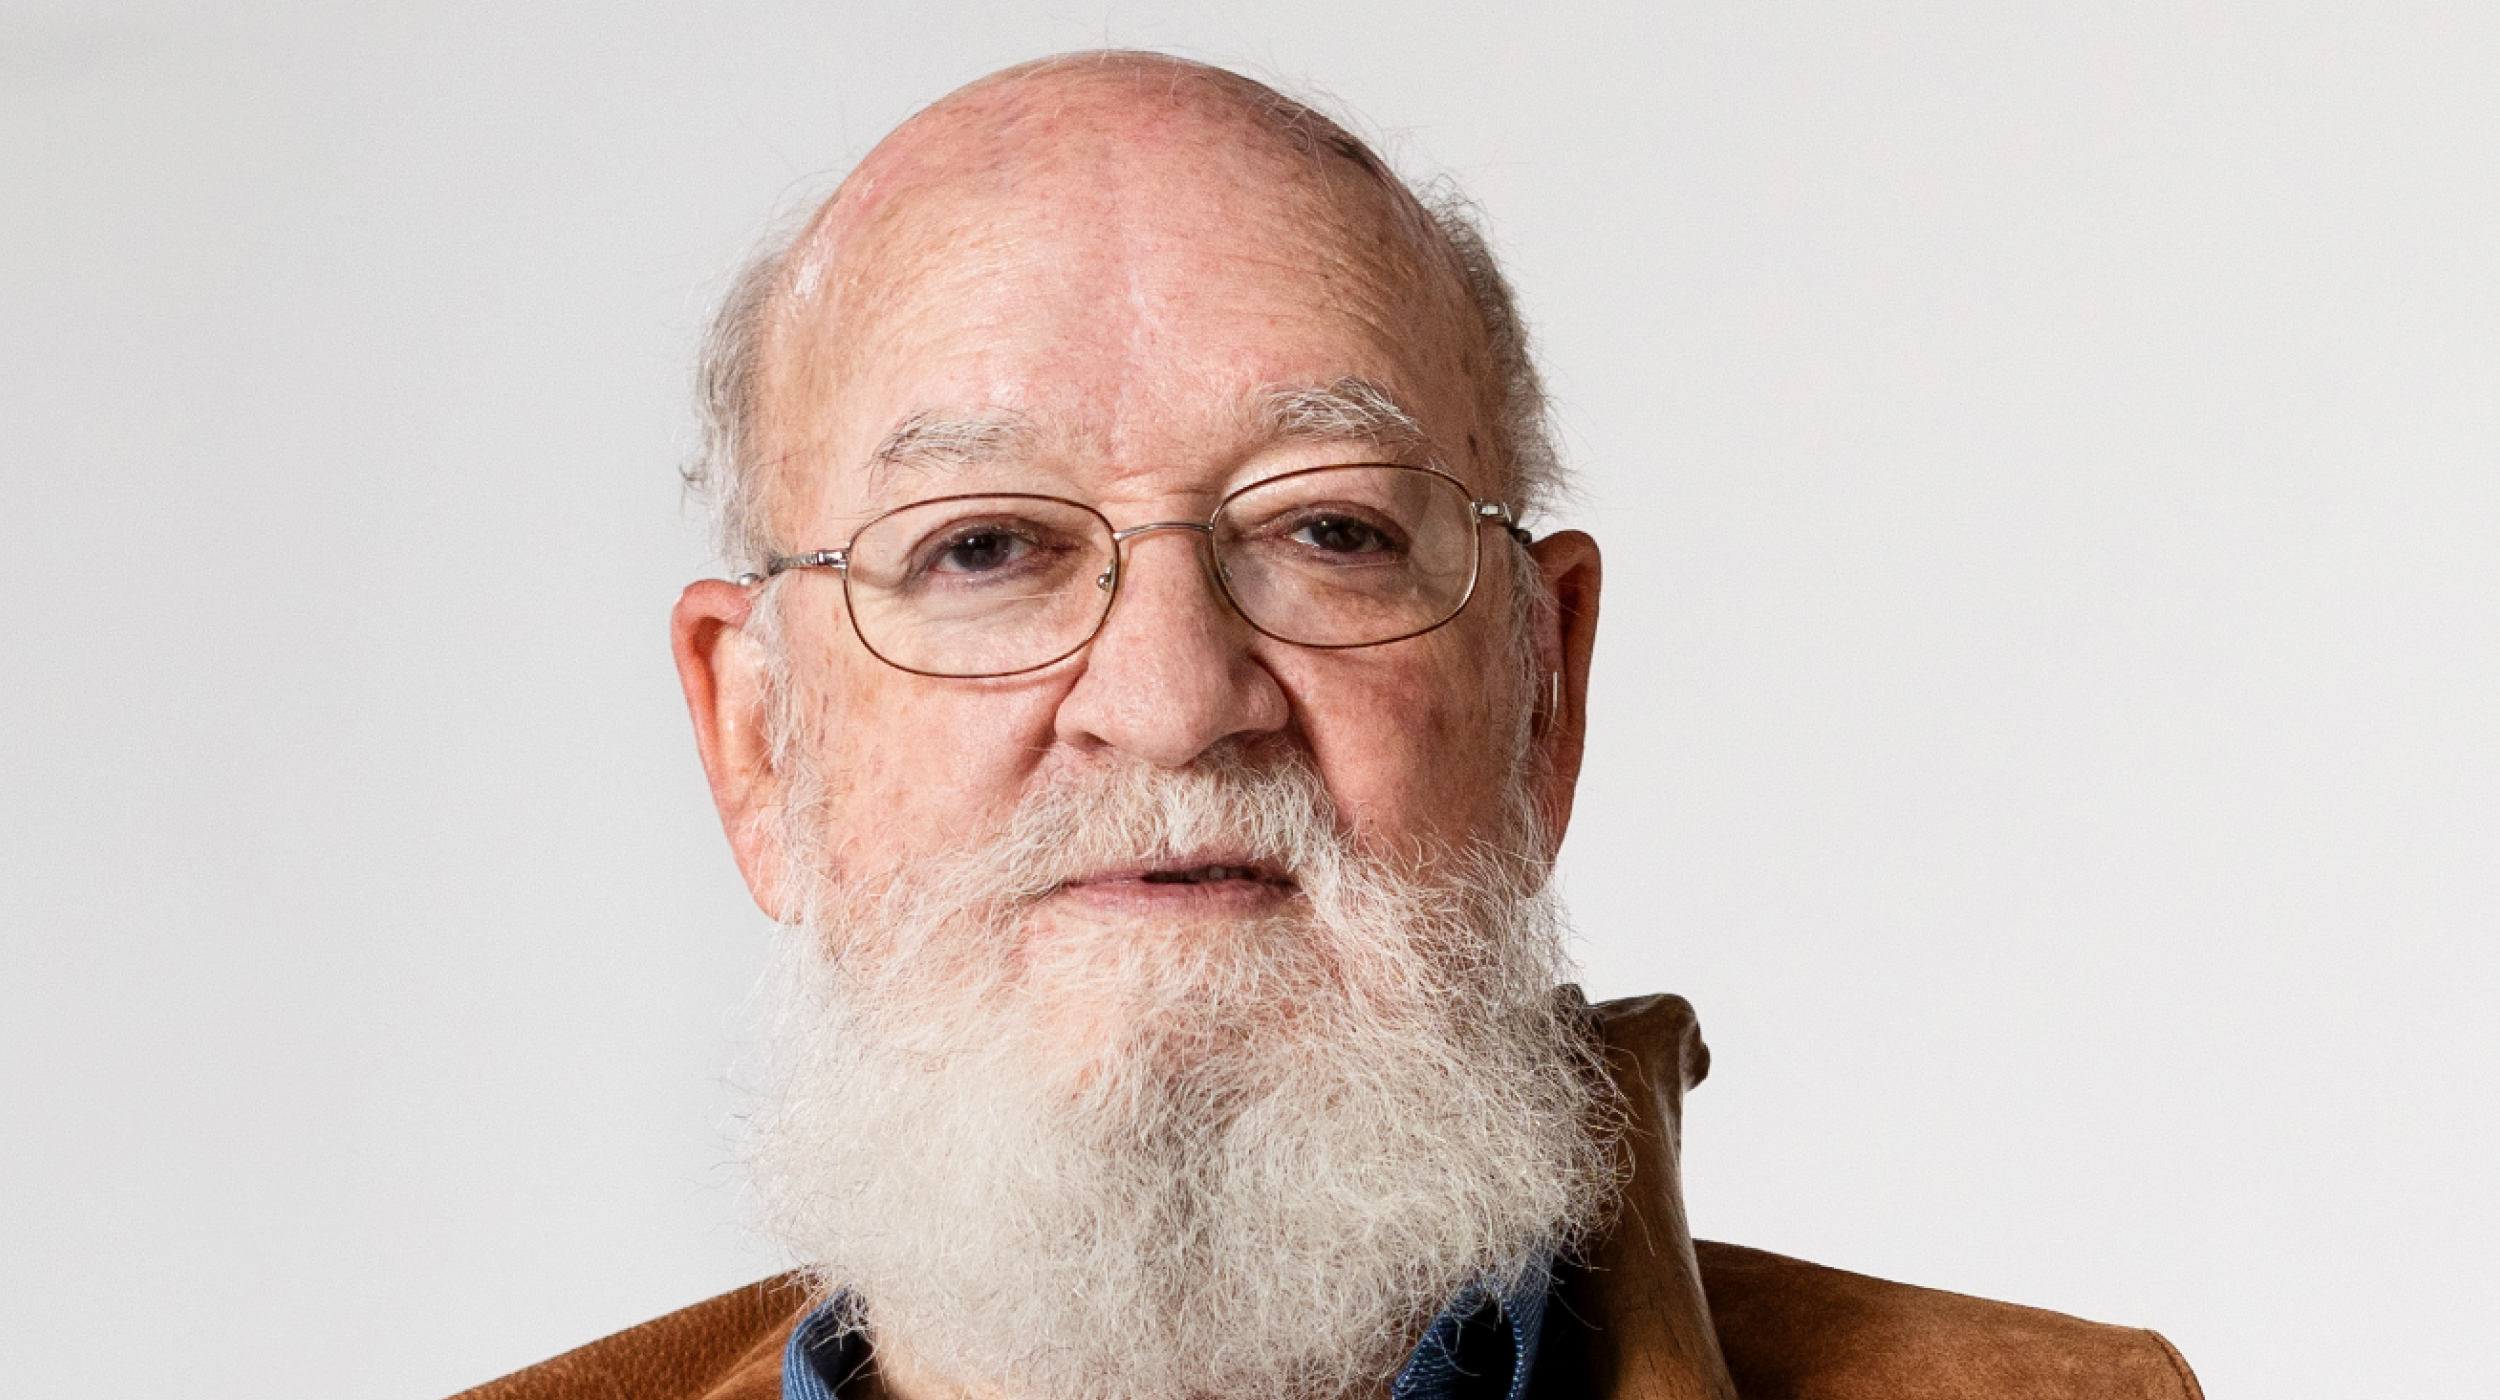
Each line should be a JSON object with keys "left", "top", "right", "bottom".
{"left": 454, "top": 995, "right": 2202, "bottom": 1400}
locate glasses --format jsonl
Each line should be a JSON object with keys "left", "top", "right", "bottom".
{"left": 745, "top": 463, "right": 1530, "bottom": 679}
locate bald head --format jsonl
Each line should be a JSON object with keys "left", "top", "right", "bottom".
{"left": 810, "top": 52, "right": 1430, "bottom": 264}
{"left": 693, "top": 52, "right": 1556, "bottom": 572}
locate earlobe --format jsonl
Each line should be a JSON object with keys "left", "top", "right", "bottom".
{"left": 670, "top": 579, "right": 789, "bottom": 917}
{"left": 1530, "top": 668, "right": 1563, "bottom": 740}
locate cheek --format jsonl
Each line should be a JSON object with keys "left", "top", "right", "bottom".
{"left": 784, "top": 602, "right": 1066, "bottom": 870}
{"left": 1280, "top": 625, "right": 1521, "bottom": 853}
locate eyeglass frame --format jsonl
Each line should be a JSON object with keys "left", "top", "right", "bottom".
{"left": 733, "top": 461, "right": 1537, "bottom": 680}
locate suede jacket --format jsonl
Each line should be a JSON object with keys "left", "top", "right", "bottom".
{"left": 453, "top": 994, "right": 2203, "bottom": 1400}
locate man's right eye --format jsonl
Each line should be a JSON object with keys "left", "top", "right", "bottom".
{"left": 930, "top": 529, "right": 1031, "bottom": 574}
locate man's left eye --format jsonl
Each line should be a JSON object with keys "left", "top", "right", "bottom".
{"left": 1291, "top": 515, "right": 1396, "bottom": 554}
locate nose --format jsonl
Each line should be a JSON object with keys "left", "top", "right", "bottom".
{"left": 1052, "top": 522, "right": 1289, "bottom": 768}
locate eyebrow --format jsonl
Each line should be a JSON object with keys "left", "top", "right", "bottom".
{"left": 1256, "top": 378, "right": 1431, "bottom": 460}
{"left": 857, "top": 377, "right": 1432, "bottom": 496}
{"left": 861, "top": 411, "right": 1034, "bottom": 494}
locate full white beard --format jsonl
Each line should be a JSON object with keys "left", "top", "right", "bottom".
{"left": 744, "top": 748, "right": 1618, "bottom": 1400}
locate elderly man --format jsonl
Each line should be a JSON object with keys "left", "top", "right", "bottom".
{"left": 460, "top": 52, "right": 2200, "bottom": 1400}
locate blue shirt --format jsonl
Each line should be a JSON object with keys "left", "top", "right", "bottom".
{"left": 780, "top": 1267, "right": 1550, "bottom": 1400}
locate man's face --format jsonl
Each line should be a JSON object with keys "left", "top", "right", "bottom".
{"left": 727, "top": 84, "right": 1564, "bottom": 976}
{"left": 667, "top": 65, "right": 1613, "bottom": 1400}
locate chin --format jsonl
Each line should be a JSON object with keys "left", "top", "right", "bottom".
{"left": 998, "top": 903, "right": 1365, "bottom": 1072}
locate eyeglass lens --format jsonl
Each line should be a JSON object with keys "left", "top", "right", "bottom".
{"left": 841, "top": 465, "right": 1485, "bottom": 678}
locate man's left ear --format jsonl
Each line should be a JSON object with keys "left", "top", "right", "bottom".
{"left": 671, "top": 578, "right": 791, "bottom": 918}
{"left": 1524, "top": 529, "right": 1601, "bottom": 845}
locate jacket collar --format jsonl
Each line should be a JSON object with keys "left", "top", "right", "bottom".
{"left": 1540, "top": 989, "right": 1742, "bottom": 1400}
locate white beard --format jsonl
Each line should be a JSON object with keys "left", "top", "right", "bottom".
{"left": 743, "top": 747, "right": 1618, "bottom": 1400}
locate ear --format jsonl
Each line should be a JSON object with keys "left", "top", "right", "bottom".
{"left": 1524, "top": 529, "right": 1602, "bottom": 850}
{"left": 671, "top": 579, "right": 789, "bottom": 918}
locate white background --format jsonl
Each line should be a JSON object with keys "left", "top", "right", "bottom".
{"left": 4, "top": 3, "right": 2493, "bottom": 1396}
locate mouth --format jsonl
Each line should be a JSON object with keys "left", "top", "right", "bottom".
{"left": 1055, "top": 855, "right": 1299, "bottom": 909}
{"left": 1140, "top": 863, "right": 1288, "bottom": 887}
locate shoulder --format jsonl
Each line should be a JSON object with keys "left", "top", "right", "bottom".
{"left": 1694, "top": 1241, "right": 2203, "bottom": 1400}
{"left": 446, "top": 1274, "right": 813, "bottom": 1400}
{"left": 1558, "top": 991, "right": 2200, "bottom": 1400}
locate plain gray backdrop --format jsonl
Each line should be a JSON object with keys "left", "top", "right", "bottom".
{"left": 4, "top": 2, "right": 2493, "bottom": 1395}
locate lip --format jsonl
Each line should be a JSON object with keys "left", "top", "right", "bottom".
{"left": 1054, "top": 853, "right": 1300, "bottom": 913}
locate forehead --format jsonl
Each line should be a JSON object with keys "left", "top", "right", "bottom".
{"left": 755, "top": 85, "right": 1489, "bottom": 520}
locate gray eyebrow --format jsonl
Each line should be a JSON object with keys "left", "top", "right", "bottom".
{"left": 859, "top": 380, "right": 1426, "bottom": 499}
{"left": 863, "top": 411, "right": 1033, "bottom": 492}
{"left": 1256, "top": 378, "right": 1431, "bottom": 459}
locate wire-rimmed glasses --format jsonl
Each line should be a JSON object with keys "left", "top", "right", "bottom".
{"left": 746, "top": 463, "right": 1530, "bottom": 679}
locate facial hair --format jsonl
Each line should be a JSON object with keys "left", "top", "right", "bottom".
{"left": 742, "top": 747, "right": 1619, "bottom": 1400}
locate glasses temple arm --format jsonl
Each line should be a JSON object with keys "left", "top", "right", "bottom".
{"left": 1475, "top": 500, "right": 1535, "bottom": 547}
{"left": 734, "top": 548, "right": 850, "bottom": 585}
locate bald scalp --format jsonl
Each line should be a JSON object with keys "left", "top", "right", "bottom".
{"left": 820, "top": 53, "right": 1421, "bottom": 247}
{"left": 693, "top": 52, "right": 1553, "bottom": 572}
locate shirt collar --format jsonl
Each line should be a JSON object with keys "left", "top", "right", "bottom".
{"left": 781, "top": 1265, "right": 1550, "bottom": 1400}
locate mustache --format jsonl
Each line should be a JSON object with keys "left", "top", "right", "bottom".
{"left": 826, "top": 746, "right": 1353, "bottom": 918}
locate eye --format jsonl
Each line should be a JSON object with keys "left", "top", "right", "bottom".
{"left": 1290, "top": 513, "right": 1401, "bottom": 556}
{"left": 927, "top": 527, "right": 1034, "bottom": 575}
